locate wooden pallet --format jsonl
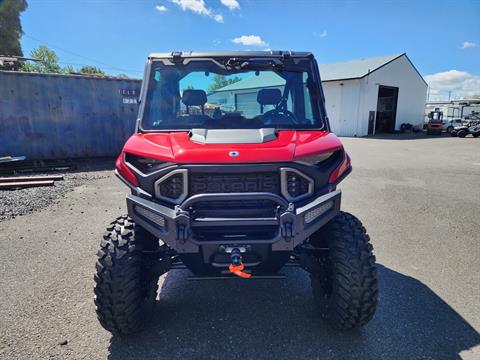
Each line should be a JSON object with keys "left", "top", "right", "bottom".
{"left": 0, "top": 180, "right": 55, "bottom": 189}
{"left": 0, "top": 175, "right": 64, "bottom": 189}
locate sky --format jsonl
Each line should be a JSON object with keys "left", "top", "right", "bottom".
{"left": 19, "top": 0, "right": 480, "bottom": 100}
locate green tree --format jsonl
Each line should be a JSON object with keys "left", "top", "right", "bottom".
{"left": 78, "top": 65, "right": 105, "bottom": 76}
{"left": 0, "top": 0, "right": 28, "bottom": 56}
{"left": 63, "top": 65, "right": 75, "bottom": 74}
{"left": 207, "top": 74, "right": 242, "bottom": 93}
{"left": 20, "top": 45, "right": 62, "bottom": 73}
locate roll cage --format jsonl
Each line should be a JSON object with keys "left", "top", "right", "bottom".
{"left": 135, "top": 51, "right": 331, "bottom": 133}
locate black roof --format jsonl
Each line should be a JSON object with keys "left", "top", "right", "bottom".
{"left": 148, "top": 51, "right": 314, "bottom": 60}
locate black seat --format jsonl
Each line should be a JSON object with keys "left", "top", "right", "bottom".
{"left": 182, "top": 89, "right": 208, "bottom": 114}
{"left": 257, "top": 88, "right": 282, "bottom": 113}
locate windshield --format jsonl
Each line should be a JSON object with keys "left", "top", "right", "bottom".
{"left": 140, "top": 59, "right": 325, "bottom": 131}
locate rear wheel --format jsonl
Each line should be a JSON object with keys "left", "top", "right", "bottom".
{"left": 94, "top": 216, "right": 162, "bottom": 335}
{"left": 310, "top": 212, "right": 378, "bottom": 329}
{"left": 447, "top": 126, "right": 453, "bottom": 134}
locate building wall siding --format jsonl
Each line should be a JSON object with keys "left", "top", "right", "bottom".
{"left": 323, "top": 80, "right": 361, "bottom": 136}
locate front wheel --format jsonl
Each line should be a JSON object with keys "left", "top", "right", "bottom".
{"left": 310, "top": 212, "right": 378, "bottom": 329}
{"left": 457, "top": 130, "right": 468, "bottom": 138}
{"left": 94, "top": 216, "right": 161, "bottom": 335}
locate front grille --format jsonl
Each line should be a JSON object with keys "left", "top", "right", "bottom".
{"left": 189, "top": 172, "right": 280, "bottom": 195}
{"left": 191, "top": 199, "right": 278, "bottom": 218}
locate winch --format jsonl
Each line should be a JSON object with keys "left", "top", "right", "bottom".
{"left": 223, "top": 246, "right": 252, "bottom": 278}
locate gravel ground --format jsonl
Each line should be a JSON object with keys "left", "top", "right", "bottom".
{"left": 0, "top": 136, "right": 479, "bottom": 360}
{"left": 0, "top": 160, "right": 113, "bottom": 222}
{"left": 0, "top": 173, "right": 106, "bottom": 222}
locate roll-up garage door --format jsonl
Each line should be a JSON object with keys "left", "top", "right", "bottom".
{"left": 235, "top": 92, "right": 260, "bottom": 118}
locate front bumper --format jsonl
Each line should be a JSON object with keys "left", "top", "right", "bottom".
{"left": 126, "top": 190, "right": 341, "bottom": 253}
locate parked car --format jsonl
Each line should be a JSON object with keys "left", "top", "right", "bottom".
{"left": 443, "top": 119, "right": 464, "bottom": 134}
{"left": 450, "top": 121, "right": 480, "bottom": 137}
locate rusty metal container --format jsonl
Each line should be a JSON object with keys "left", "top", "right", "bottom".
{"left": 0, "top": 71, "right": 141, "bottom": 159}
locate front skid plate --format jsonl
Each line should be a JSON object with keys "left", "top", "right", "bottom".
{"left": 187, "top": 274, "right": 286, "bottom": 280}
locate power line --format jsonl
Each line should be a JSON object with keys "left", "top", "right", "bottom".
{"left": 23, "top": 33, "right": 143, "bottom": 73}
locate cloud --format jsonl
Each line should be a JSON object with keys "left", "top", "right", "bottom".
{"left": 221, "top": 0, "right": 240, "bottom": 10}
{"left": 313, "top": 30, "right": 327, "bottom": 38}
{"left": 155, "top": 5, "right": 168, "bottom": 12}
{"left": 213, "top": 14, "right": 224, "bottom": 22}
{"left": 425, "top": 70, "right": 480, "bottom": 100}
{"left": 232, "top": 35, "right": 268, "bottom": 47}
{"left": 169, "top": 0, "right": 223, "bottom": 22}
{"left": 462, "top": 41, "right": 477, "bottom": 49}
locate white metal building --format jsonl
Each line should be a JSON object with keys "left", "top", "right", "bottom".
{"left": 210, "top": 53, "right": 428, "bottom": 136}
{"left": 321, "top": 53, "right": 428, "bottom": 136}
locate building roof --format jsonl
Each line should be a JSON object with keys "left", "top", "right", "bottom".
{"left": 217, "top": 72, "right": 285, "bottom": 92}
{"left": 319, "top": 53, "right": 404, "bottom": 81}
{"left": 214, "top": 53, "right": 423, "bottom": 92}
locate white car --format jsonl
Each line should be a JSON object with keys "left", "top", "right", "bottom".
{"left": 443, "top": 119, "right": 464, "bottom": 133}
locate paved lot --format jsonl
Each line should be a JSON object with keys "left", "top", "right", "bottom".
{"left": 0, "top": 135, "right": 479, "bottom": 359}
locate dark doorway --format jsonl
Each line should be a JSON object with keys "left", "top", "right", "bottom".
{"left": 375, "top": 86, "right": 398, "bottom": 133}
{"left": 368, "top": 111, "right": 375, "bottom": 135}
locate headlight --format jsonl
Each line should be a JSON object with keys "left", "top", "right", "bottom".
{"left": 125, "top": 153, "right": 167, "bottom": 174}
{"left": 280, "top": 168, "right": 314, "bottom": 201}
{"left": 154, "top": 169, "right": 188, "bottom": 204}
{"left": 295, "top": 152, "right": 334, "bottom": 166}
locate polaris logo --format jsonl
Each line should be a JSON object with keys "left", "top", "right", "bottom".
{"left": 190, "top": 173, "right": 279, "bottom": 194}
{"left": 229, "top": 151, "right": 239, "bottom": 157}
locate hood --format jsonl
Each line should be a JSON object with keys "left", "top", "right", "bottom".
{"left": 122, "top": 130, "right": 343, "bottom": 163}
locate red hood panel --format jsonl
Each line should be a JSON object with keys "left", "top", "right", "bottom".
{"left": 122, "top": 131, "right": 343, "bottom": 163}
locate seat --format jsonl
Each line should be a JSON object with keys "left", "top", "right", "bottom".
{"left": 257, "top": 88, "right": 282, "bottom": 113}
{"left": 256, "top": 88, "right": 297, "bottom": 125}
{"left": 182, "top": 89, "right": 208, "bottom": 114}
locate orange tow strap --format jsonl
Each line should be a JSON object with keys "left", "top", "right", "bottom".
{"left": 229, "top": 263, "right": 252, "bottom": 278}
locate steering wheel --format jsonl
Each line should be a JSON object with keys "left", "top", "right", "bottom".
{"left": 261, "top": 99, "right": 298, "bottom": 125}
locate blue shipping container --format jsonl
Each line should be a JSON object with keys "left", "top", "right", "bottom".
{"left": 0, "top": 71, "right": 142, "bottom": 159}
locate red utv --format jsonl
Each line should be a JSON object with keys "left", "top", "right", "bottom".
{"left": 94, "top": 51, "right": 378, "bottom": 335}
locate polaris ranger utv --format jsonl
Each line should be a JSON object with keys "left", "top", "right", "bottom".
{"left": 94, "top": 51, "right": 378, "bottom": 335}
